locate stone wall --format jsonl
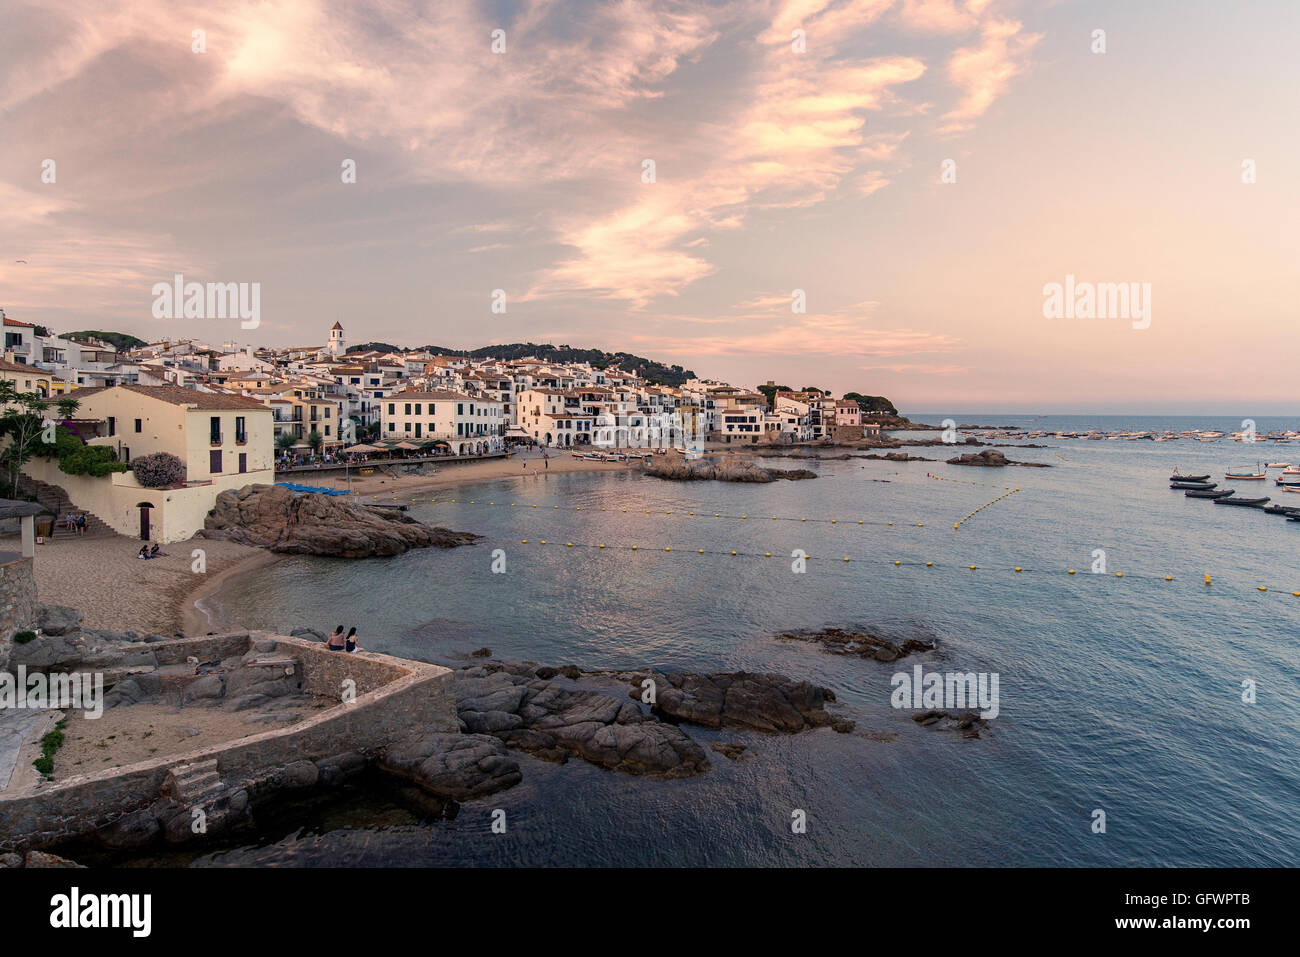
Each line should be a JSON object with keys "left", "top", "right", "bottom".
{"left": 0, "top": 632, "right": 457, "bottom": 853}
{"left": 0, "top": 557, "right": 37, "bottom": 673}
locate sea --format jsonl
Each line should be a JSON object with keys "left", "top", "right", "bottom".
{"left": 178, "top": 414, "right": 1300, "bottom": 867}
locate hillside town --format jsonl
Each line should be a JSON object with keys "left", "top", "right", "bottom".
{"left": 0, "top": 311, "right": 891, "bottom": 542}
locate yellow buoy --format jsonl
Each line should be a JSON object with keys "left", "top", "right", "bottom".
{"left": 1115, "top": 572, "right": 1123, "bottom": 578}
{"left": 599, "top": 544, "right": 605, "bottom": 549}
{"left": 566, "top": 542, "right": 573, "bottom": 547}
{"left": 540, "top": 540, "right": 547, "bottom": 544}
{"left": 665, "top": 547, "right": 671, "bottom": 552}
{"left": 1258, "top": 586, "right": 1267, "bottom": 592}
{"left": 843, "top": 557, "right": 850, "bottom": 562}
{"left": 699, "top": 549, "right": 704, "bottom": 553}
{"left": 1014, "top": 567, "right": 1022, "bottom": 573}
{"left": 926, "top": 561, "right": 933, "bottom": 567}
{"left": 731, "top": 550, "right": 737, "bottom": 555}
{"left": 1205, "top": 574, "right": 1211, "bottom": 585}
{"left": 521, "top": 540, "right": 528, "bottom": 544}
{"left": 631, "top": 545, "right": 637, "bottom": 550}
{"left": 1165, "top": 576, "right": 1172, "bottom": 581}
{"left": 764, "top": 552, "right": 771, "bottom": 557}
{"left": 1068, "top": 569, "right": 1076, "bottom": 574}
{"left": 969, "top": 565, "right": 977, "bottom": 570}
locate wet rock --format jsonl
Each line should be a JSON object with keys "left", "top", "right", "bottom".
{"left": 630, "top": 670, "right": 835, "bottom": 733}
{"left": 711, "top": 741, "right": 750, "bottom": 760}
{"left": 199, "top": 484, "right": 480, "bottom": 557}
{"left": 775, "top": 627, "right": 936, "bottom": 662}
{"left": 379, "top": 732, "right": 522, "bottom": 801}
{"left": 644, "top": 457, "right": 817, "bottom": 483}
{"left": 22, "top": 850, "right": 85, "bottom": 868}
{"left": 98, "top": 808, "right": 161, "bottom": 849}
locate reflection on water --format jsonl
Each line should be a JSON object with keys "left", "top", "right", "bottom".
{"left": 195, "top": 425, "right": 1300, "bottom": 866}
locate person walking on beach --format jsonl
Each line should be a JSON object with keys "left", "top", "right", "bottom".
{"left": 327, "top": 625, "right": 346, "bottom": 651}
{"left": 76, "top": 513, "right": 86, "bottom": 536}
{"left": 345, "top": 627, "right": 359, "bottom": 653}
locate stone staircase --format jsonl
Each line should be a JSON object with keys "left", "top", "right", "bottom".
{"left": 13, "top": 473, "right": 118, "bottom": 540}
{"left": 164, "top": 758, "right": 225, "bottom": 807}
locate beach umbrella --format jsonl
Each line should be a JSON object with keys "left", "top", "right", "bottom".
{"left": 391, "top": 441, "right": 421, "bottom": 451}
{"left": 345, "top": 443, "right": 382, "bottom": 453}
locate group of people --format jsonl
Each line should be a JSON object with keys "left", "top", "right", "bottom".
{"left": 63, "top": 512, "right": 87, "bottom": 535}
{"left": 136, "top": 543, "right": 165, "bottom": 559}
{"left": 326, "top": 626, "right": 360, "bottom": 653}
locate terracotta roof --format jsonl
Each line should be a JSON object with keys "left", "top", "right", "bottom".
{"left": 74, "top": 383, "right": 271, "bottom": 411}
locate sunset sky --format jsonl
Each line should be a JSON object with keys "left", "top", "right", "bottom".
{"left": 1, "top": 0, "right": 1296, "bottom": 413}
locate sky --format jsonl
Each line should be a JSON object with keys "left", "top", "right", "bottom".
{"left": 1, "top": 0, "right": 1296, "bottom": 414}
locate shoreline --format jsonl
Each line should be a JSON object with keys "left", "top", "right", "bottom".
{"left": 179, "top": 547, "right": 283, "bottom": 636}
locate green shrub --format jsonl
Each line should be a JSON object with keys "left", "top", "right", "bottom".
{"left": 13, "top": 630, "right": 37, "bottom": 644}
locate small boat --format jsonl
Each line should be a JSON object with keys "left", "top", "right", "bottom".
{"left": 1263, "top": 504, "right": 1300, "bottom": 516}
{"left": 1267, "top": 462, "right": 1291, "bottom": 469}
{"left": 1224, "top": 463, "right": 1266, "bottom": 480}
{"left": 1215, "top": 496, "right": 1270, "bottom": 507}
{"left": 1171, "top": 481, "right": 1216, "bottom": 490}
{"left": 1168, "top": 472, "right": 1210, "bottom": 482}
{"left": 1186, "top": 488, "right": 1233, "bottom": 498}
{"left": 1284, "top": 484, "right": 1300, "bottom": 494}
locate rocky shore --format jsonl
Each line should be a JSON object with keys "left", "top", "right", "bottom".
{"left": 198, "top": 484, "right": 480, "bottom": 557}
{"left": 643, "top": 457, "right": 816, "bottom": 482}
{"left": 775, "top": 627, "right": 936, "bottom": 662}
{"left": 945, "top": 449, "right": 1050, "bottom": 468}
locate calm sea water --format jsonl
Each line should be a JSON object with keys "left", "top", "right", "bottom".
{"left": 193, "top": 415, "right": 1300, "bottom": 867}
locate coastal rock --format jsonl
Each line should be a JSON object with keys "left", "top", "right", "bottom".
{"left": 630, "top": 671, "right": 835, "bottom": 733}
{"left": 945, "top": 449, "right": 1049, "bottom": 468}
{"left": 35, "top": 604, "right": 84, "bottom": 636}
{"left": 775, "top": 627, "right": 936, "bottom": 662}
{"left": 199, "top": 484, "right": 480, "bottom": 558}
{"left": 379, "top": 732, "right": 523, "bottom": 801}
{"left": 711, "top": 741, "right": 750, "bottom": 760}
{"left": 911, "top": 710, "right": 989, "bottom": 738}
{"left": 452, "top": 665, "right": 710, "bottom": 777}
{"left": 643, "top": 457, "right": 816, "bottom": 483}
{"left": 22, "top": 850, "right": 85, "bottom": 868}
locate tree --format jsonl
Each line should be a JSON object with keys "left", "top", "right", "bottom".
{"left": 275, "top": 431, "right": 297, "bottom": 453}
{"left": 757, "top": 383, "right": 791, "bottom": 409}
{"left": 843, "top": 391, "right": 898, "bottom": 415}
{"left": 0, "top": 382, "right": 52, "bottom": 497}
{"left": 307, "top": 430, "right": 324, "bottom": 454}
{"left": 55, "top": 397, "right": 80, "bottom": 420}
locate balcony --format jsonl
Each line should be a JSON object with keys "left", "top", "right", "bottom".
{"left": 235, "top": 432, "right": 248, "bottom": 445}
{"left": 210, "top": 432, "right": 223, "bottom": 446}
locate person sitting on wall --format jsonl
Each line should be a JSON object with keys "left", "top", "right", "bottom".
{"left": 345, "top": 627, "right": 359, "bottom": 653}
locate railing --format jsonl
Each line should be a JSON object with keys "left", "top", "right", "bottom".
{"left": 210, "top": 433, "right": 223, "bottom": 445}
{"left": 235, "top": 433, "right": 248, "bottom": 445}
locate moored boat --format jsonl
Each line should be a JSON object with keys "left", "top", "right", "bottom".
{"left": 1171, "top": 480, "right": 1216, "bottom": 490}
{"left": 1186, "top": 488, "right": 1232, "bottom": 498}
{"left": 1168, "top": 471, "right": 1210, "bottom": 482}
{"left": 1215, "top": 496, "right": 1270, "bottom": 507}
{"left": 1224, "top": 463, "right": 1266, "bottom": 480}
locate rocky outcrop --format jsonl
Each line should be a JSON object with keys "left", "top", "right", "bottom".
{"left": 198, "top": 484, "right": 479, "bottom": 557}
{"left": 946, "top": 449, "right": 1049, "bottom": 468}
{"left": 627, "top": 670, "right": 850, "bottom": 733}
{"left": 776, "top": 627, "right": 935, "bottom": 663}
{"left": 911, "top": 710, "right": 989, "bottom": 738}
{"left": 378, "top": 733, "right": 522, "bottom": 801}
{"left": 451, "top": 661, "right": 711, "bottom": 778}
{"left": 643, "top": 458, "right": 816, "bottom": 483}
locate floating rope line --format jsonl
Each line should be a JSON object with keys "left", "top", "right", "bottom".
{"left": 953, "top": 488, "right": 1021, "bottom": 528}
{"left": 416, "top": 498, "right": 934, "bottom": 530}
{"left": 503, "top": 538, "right": 1300, "bottom": 598}
{"left": 926, "top": 473, "right": 1019, "bottom": 491}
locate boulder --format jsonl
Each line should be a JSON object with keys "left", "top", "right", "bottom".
{"left": 631, "top": 671, "right": 835, "bottom": 733}
{"left": 643, "top": 457, "right": 816, "bottom": 483}
{"left": 199, "top": 484, "right": 481, "bottom": 558}
{"left": 379, "top": 732, "right": 523, "bottom": 801}
{"left": 35, "top": 604, "right": 83, "bottom": 636}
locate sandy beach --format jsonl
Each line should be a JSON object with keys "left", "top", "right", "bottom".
{"left": 3, "top": 452, "right": 644, "bottom": 637}
{"left": 0, "top": 534, "right": 273, "bottom": 637}
{"left": 289, "top": 447, "right": 633, "bottom": 501}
